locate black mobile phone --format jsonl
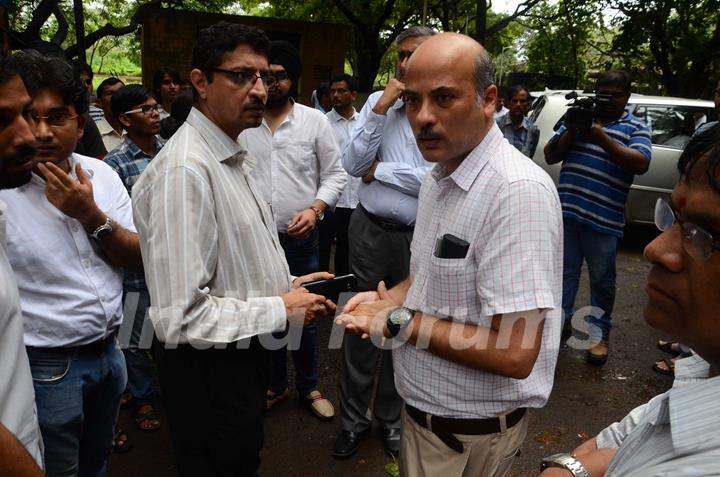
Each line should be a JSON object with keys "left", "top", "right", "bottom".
{"left": 301, "top": 274, "right": 358, "bottom": 302}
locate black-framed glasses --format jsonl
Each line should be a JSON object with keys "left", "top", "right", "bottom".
{"left": 268, "top": 70, "right": 290, "bottom": 85}
{"left": 28, "top": 111, "right": 79, "bottom": 127}
{"left": 123, "top": 104, "right": 161, "bottom": 116}
{"left": 207, "top": 68, "right": 273, "bottom": 88}
{"left": 654, "top": 197, "right": 720, "bottom": 261}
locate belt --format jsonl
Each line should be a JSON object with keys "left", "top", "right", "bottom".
{"left": 359, "top": 204, "right": 414, "bottom": 233}
{"left": 405, "top": 404, "right": 527, "bottom": 453}
{"left": 26, "top": 332, "right": 117, "bottom": 355}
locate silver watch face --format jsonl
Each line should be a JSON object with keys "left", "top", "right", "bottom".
{"left": 389, "top": 307, "right": 413, "bottom": 326}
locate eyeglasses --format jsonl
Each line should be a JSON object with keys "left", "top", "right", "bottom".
{"left": 123, "top": 104, "right": 161, "bottom": 116}
{"left": 268, "top": 71, "right": 290, "bottom": 85}
{"left": 654, "top": 197, "right": 720, "bottom": 261}
{"left": 29, "top": 111, "right": 79, "bottom": 127}
{"left": 207, "top": 68, "right": 275, "bottom": 88}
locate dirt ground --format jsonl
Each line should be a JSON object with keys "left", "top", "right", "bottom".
{"left": 109, "top": 226, "right": 672, "bottom": 477}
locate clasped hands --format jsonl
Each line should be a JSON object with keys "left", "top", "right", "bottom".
{"left": 335, "top": 281, "right": 400, "bottom": 339}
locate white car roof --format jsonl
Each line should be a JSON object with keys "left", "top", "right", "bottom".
{"left": 536, "top": 89, "right": 714, "bottom": 108}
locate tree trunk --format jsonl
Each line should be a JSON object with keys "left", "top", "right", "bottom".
{"left": 356, "top": 43, "right": 382, "bottom": 92}
{"left": 475, "top": 0, "right": 487, "bottom": 44}
{"left": 73, "top": 0, "right": 86, "bottom": 63}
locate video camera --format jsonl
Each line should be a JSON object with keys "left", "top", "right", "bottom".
{"left": 564, "top": 91, "right": 612, "bottom": 129}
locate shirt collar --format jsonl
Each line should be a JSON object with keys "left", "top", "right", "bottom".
{"left": 123, "top": 136, "right": 163, "bottom": 159}
{"left": 667, "top": 374, "right": 720, "bottom": 455}
{"left": 96, "top": 116, "right": 124, "bottom": 138}
{"left": 431, "top": 123, "right": 501, "bottom": 192}
{"left": 501, "top": 114, "right": 531, "bottom": 130}
{"left": 328, "top": 107, "right": 358, "bottom": 122}
{"left": 186, "top": 107, "right": 247, "bottom": 164}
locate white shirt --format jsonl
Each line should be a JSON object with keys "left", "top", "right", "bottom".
{"left": 95, "top": 116, "right": 125, "bottom": 153}
{"left": 343, "top": 91, "right": 433, "bottom": 225}
{"left": 395, "top": 125, "right": 563, "bottom": 419}
{"left": 239, "top": 102, "right": 347, "bottom": 232}
{"left": 0, "top": 200, "right": 43, "bottom": 468}
{"left": 596, "top": 354, "right": 720, "bottom": 476}
{"left": 0, "top": 153, "right": 134, "bottom": 348}
{"left": 493, "top": 106, "right": 509, "bottom": 120}
{"left": 327, "top": 107, "right": 360, "bottom": 209}
{"left": 133, "top": 108, "right": 291, "bottom": 346}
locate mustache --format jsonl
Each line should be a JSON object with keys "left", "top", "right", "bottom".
{"left": 418, "top": 127, "right": 442, "bottom": 141}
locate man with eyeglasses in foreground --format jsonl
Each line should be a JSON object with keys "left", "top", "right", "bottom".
{"left": 539, "top": 125, "right": 720, "bottom": 476}
{"left": 104, "top": 84, "right": 164, "bottom": 434}
{"left": 131, "top": 22, "right": 335, "bottom": 476}
{"left": 544, "top": 70, "right": 652, "bottom": 365}
{"left": 1, "top": 50, "right": 142, "bottom": 476}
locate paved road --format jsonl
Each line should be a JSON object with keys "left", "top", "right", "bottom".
{"left": 110, "top": 226, "right": 672, "bottom": 477}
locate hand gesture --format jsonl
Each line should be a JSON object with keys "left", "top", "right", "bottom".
{"left": 372, "top": 79, "right": 405, "bottom": 116}
{"left": 292, "top": 271, "right": 335, "bottom": 289}
{"left": 287, "top": 208, "right": 317, "bottom": 239}
{"left": 37, "top": 162, "right": 104, "bottom": 230}
{"left": 282, "top": 287, "right": 335, "bottom": 327}
{"left": 336, "top": 281, "right": 397, "bottom": 339}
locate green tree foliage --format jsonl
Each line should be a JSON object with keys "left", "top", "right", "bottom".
{"left": 523, "top": 0, "right": 606, "bottom": 88}
{"left": 611, "top": 0, "right": 720, "bottom": 97}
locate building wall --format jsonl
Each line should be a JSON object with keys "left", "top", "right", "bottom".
{"left": 141, "top": 8, "right": 346, "bottom": 106}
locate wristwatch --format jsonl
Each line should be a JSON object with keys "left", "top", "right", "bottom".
{"left": 310, "top": 206, "right": 324, "bottom": 222}
{"left": 386, "top": 307, "right": 415, "bottom": 338}
{"left": 540, "top": 453, "right": 589, "bottom": 477}
{"left": 89, "top": 217, "right": 113, "bottom": 240}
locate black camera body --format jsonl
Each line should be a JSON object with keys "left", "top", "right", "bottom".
{"left": 564, "top": 91, "right": 612, "bottom": 129}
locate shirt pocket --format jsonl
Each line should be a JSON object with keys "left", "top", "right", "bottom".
{"left": 425, "top": 254, "right": 476, "bottom": 319}
{"left": 285, "top": 140, "right": 315, "bottom": 173}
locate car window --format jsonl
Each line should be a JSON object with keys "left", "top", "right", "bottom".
{"left": 528, "top": 97, "right": 546, "bottom": 123}
{"left": 631, "top": 105, "right": 716, "bottom": 149}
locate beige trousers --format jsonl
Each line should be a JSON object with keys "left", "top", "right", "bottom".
{"left": 399, "top": 407, "right": 528, "bottom": 477}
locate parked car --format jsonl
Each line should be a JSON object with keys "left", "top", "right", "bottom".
{"left": 528, "top": 90, "right": 715, "bottom": 225}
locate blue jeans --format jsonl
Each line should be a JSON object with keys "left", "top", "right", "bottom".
{"left": 271, "top": 228, "right": 320, "bottom": 396}
{"left": 562, "top": 217, "right": 619, "bottom": 342}
{"left": 118, "top": 288, "right": 155, "bottom": 407}
{"left": 27, "top": 340, "right": 127, "bottom": 477}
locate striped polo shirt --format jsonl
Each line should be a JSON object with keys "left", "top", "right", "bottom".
{"left": 551, "top": 111, "right": 651, "bottom": 237}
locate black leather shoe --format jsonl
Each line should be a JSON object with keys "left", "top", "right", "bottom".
{"left": 333, "top": 430, "right": 364, "bottom": 459}
{"left": 383, "top": 427, "right": 401, "bottom": 457}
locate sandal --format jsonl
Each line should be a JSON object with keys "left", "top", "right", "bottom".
{"left": 112, "top": 428, "right": 132, "bottom": 453}
{"left": 657, "top": 340, "right": 682, "bottom": 357}
{"left": 266, "top": 388, "right": 290, "bottom": 411}
{"left": 134, "top": 404, "right": 161, "bottom": 432}
{"left": 120, "top": 391, "right": 133, "bottom": 409}
{"left": 653, "top": 357, "right": 676, "bottom": 377}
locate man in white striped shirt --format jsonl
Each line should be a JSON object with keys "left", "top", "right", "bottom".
{"left": 132, "top": 22, "right": 334, "bottom": 477}
{"left": 539, "top": 126, "right": 720, "bottom": 476}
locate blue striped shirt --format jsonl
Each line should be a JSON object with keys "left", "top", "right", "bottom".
{"left": 105, "top": 137, "right": 162, "bottom": 289}
{"left": 551, "top": 112, "right": 652, "bottom": 237}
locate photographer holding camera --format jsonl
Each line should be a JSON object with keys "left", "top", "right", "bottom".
{"left": 544, "top": 70, "right": 651, "bottom": 365}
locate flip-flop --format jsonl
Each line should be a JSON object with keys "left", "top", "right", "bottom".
{"left": 134, "top": 405, "right": 161, "bottom": 432}
{"left": 657, "top": 340, "right": 682, "bottom": 357}
{"left": 112, "top": 428, "right": 132, "bottom": 453}
{"left": 652, "top": 357, "right": 675, "bottom": 377}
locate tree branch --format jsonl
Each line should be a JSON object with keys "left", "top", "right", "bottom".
{"left": 486, "top": 0, "right": 543, "bottom": 36}
{"left": 50, "top": 2, "right": 68, "bottom": 45}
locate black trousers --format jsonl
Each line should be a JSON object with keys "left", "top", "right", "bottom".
{"left": 339, "top": 207, "right": 412, "bottom": 432}
{"left": 318, "top": 207, "right": 354, "bottom": 276}
{"left": 157, "top": 338, "right": 270, "bottom": 477}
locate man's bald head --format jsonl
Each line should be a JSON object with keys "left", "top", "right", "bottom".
{"left": 406, "top": 33, "right": 494, "bottom": 106}
{"left": 403, "top": 33, "right": 497, "bottom": 173}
